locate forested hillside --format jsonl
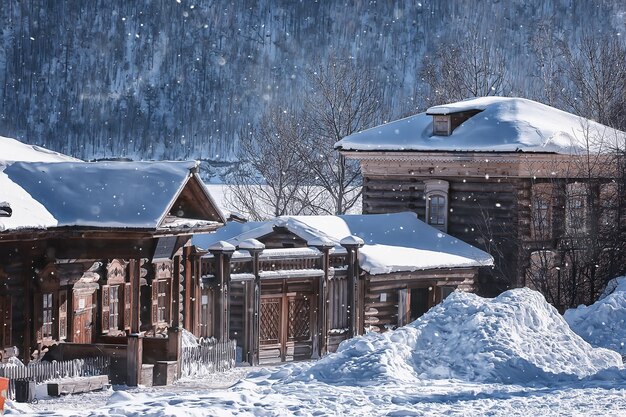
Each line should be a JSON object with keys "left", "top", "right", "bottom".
{"left": 0, "top": 0, "right": 624, "bottom": 162}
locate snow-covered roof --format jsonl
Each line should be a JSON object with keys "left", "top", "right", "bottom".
{"left": 193, "top": 212, "right": 493, "bottom": 275}
{"left": 0, "top": 160, "right": 220, "bottom": 231}
{"left": 335, "top": 97, "right": 625, "bottom": 154}
{"left": 0, "top": 137, "right": 224, "bottom": 232}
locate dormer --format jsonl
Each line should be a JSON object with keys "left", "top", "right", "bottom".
{"left": 426, "top": 108, "right": 483, "bottom": 136}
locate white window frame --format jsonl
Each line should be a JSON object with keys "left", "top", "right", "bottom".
{"left": 424, "top": 179, "right": 449, "bottom": 232}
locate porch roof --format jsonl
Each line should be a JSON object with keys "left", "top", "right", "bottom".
{"left": 193, "top": 212, "right": 494, "bottom": 275}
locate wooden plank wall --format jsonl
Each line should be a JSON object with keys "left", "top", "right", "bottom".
{"left": 229, "top": 282, "right": 246, "bottom": 352}
{"left": 363, "top": 175, "right": 524, "bottom": 294}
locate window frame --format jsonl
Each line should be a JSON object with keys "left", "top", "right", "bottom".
{"left": 424, "top": 179, "right": 449, "bottom": 232}
{"left": 565, "top": 182, "right": 589, "bottom": 235}
{"left": 42, "top": 292, "right": 54, "bottom": 340}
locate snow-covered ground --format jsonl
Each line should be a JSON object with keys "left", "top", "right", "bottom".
{"left": 8, "top": 288, "right": 626, "bottom": 416}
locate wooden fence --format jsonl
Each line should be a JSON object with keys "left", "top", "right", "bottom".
{"left": 180, "top": 338, "right": 236, "bottom": 378}
{"left": 0, "top": 357, "right": 110, "bottom": 400}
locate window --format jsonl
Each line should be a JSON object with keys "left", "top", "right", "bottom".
{"left": 530, "top": 183, "right": 554, "bottom": 240}
{"left": 153, "top": 279, "right": 171, "bottom": 324}
{"left": 428, "top": 195, "right": 446, "bottom": 226}
{"left": 440, "top": 286, "right": 455, "bottom": 300}
{"left": 42, "top": 293, "right": 54, "bottom": 339}
{"left": 565, "top": 183, "right": 588, "bottom": 234}
{"left": 433, "top": 115, "right": 451, "bottom": 136}
{"left": 157, "top": 281, "right": 168, "bottom": 322}
{"left": 599, "top": 182, "right": 618, "bottom": 230}
{"left": 109, "top": 285, "right": 120, "bottom": 330}
{"left": 424, "top": 179, "right": 449, "bottom": 232}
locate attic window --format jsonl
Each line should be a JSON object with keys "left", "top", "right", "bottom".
{"left": 433, "top": 115, "right": 451, "bottom": 136}
{"left": 428, "top": 109, "right": 483, "bottom": 136}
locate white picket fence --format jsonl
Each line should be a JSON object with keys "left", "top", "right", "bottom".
{"left": 0, "top": 356, "right": 110, "bottom": 400}
{"left": 180, "top": 338, "right": 236, "bottom": 378}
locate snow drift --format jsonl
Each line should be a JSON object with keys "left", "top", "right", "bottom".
{"left": 254, "top": 288, "right": 622, "bottom": 387}
{"left": 565, "top": 276, "right": 626, "bottom": 356}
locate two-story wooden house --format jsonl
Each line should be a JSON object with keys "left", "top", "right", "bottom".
{"left": 335, "top": 97, "right": 626, "bottom": 307}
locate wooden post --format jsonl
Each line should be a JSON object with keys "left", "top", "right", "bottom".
{"left": 168, "top": 255, "right": 183, "bottom": 379}
{"left": 310, "top": 238, "right": 334, "bottom": 357}
{"left": 183, "top": 246, "right": 194, "bottom": 332}
{"left": 126, "top": 259, "right": 143, "bottom": 386}
{"left": 208, "top": 241, "right": 235, "bottom": 341}
{"left": 22, "top": 254, "right": 33, "bottom": 364}
{"left": 126, "top": 333, "right": 143, "bottom": 386}
{"left": 340, "top": 236, "right": 365, "bottom": 337}
{"left": 238, "top": 239, "right": 264, "bottom": 366}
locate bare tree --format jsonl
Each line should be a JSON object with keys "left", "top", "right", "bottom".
{"left": 420, "top": 29, "right": 509, "bottom": 104}
{"left": 559, "top": 33, "right": 626, "bottom": 130}
{"left": 224, "top": 110, "right": 315, "bottom": 221}
{"left": 528, "top": 18, "right": 565, "bottom": 107}
{"left": 525, "top": 126, "right": 626, "bottom": 310}
{"left": 297, "top": 57, "right": 386, "bottom": 215}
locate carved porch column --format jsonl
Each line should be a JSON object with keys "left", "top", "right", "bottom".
{"left": 238, "top": 239, "right": 265, "bottom": 366}
{"left": 340, "top": 236, "right": 365, "bottom": 338}
{"left": 207, "top": 241, "right": 236, "bottom": 341}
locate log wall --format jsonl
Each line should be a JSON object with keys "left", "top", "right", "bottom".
{"left": 363, "top": 175, "right": 525, "bottom": 294}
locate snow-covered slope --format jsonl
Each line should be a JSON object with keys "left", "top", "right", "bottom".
{"left": 0, "top": 135, "right": 79, "bottom": 163}
{"left": 565, "top": 276, "right": 626, "bottom": 356}
{"left": 1, "top": 2, "right": 624, "bottom": 161}
{"left": 335, "top": 97, "right": 625, "bottom": 154}
{"left": 254, "top": 288, "right": 622, "bottom": 386}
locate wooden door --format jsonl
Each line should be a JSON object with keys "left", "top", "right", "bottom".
{"left": 409, "top": 287, "right": 431, "bottom": 322}
{"left": 259, "top": 284, "right": 314, "bottom": 364}
{"left": 72, "top": 290, "right": 94, "bottom": 344}
{"left": 259, "top": 296, "right": 283, "bottom": 363}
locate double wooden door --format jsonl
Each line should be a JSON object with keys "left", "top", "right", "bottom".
{"left": 259, "top": 280, "right": 316, "bottom": 363}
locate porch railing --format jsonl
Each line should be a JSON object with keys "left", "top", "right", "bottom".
{"left": 0, "top": 356, "right": 110, "bottom": 400}
{"left": 180, "top": 338, "right": 236, "bottom": 378}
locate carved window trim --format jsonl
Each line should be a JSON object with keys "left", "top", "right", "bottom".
{"left": 424, "top": 179, "right": 449, "bottom": 232}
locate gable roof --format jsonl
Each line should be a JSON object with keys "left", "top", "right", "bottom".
{"left": 1, "top": 160, "right": 225, "bottom": 232}
{"left": 0, "top": 137, "right": 225, "bottom": 233}
{"left": 335, "top": 97, "right": 625, "bottom": 154}
{"left": 193, "top": 212, "right": 493, "bottom": 275}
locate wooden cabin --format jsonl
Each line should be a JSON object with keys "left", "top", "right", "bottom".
{"left": 336, "top": 97, "right": 626, "bottom": 304}
{"left": 188, "top": 213, "right": 492, "bottom": 365}
{"left": 0, "top": 153, "right": 225, "bottom": 385}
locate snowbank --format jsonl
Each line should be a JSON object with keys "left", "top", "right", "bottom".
{"left": 253, "top": 288, "right": 622, "bottom": 387}
{"left": 565, "top": 276, "right": 626, "bottom": 356}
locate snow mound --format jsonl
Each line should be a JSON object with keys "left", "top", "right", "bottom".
{"left": 261, "top": 288, "right": 622, "bottom": 386}
{"left": 565, "top": 276, "right": 626, "bottom": 356}
{"left": 106, "top": 390, "right": 136, "bottom": 405}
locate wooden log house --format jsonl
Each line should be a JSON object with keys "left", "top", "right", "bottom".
{"left": 188, "top": 213, "right": 492, "bottom": 365}
{"left": 335, "top": 97, "right": 626, "bottom": 302}
{"left": 0, "top": 157, "right": 225, "bottom": 385}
